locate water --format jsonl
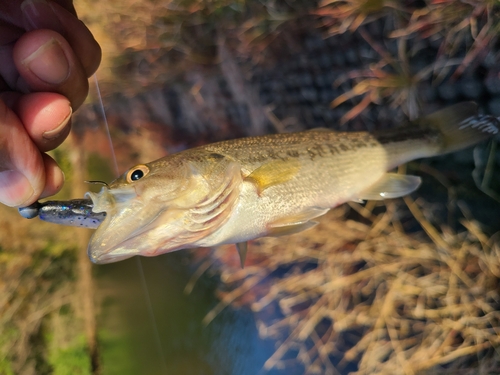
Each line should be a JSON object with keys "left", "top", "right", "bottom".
{"left": 95, "top": 251, "right": 283, "bottom": 375}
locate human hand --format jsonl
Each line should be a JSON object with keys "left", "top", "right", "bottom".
{"left": 0, "top": 0, "right": 101, "bottom": 207}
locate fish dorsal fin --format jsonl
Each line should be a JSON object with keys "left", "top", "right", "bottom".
{"left": 266, "top": 207, "right": 329, "bottom": 237}
{"left": 245, "top": 158, "right": 301, "bottom": 194}
{"left": 236, "top": 242, "right": 248, "bottom": 268}
{"left": 308, "top": 127, "right": 333, "bottom": 132}
{"left": 357, "top": 173, "right": 421, "bottom": 200}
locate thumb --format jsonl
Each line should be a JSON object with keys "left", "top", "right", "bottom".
{"left": 0, "top": 98, "right": 44, "bottom": 207}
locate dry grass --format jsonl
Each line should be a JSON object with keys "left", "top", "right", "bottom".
{"left": 316, "top": 1, "right": 500, "bottom": 122}
{"left": 331, "top": 29, "right": 428, "bottom": 122}
{"left": 314, "top": 0, "right": 402, "bottom": 35}
{"left": 391, "top": 0, "right": 499, "bottom": 78}
{"left": 201, "top": 193, "right": 500, "bottom": 374}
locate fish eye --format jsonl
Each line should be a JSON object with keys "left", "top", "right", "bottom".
{"left": 126, "top": 165, "right": 149, "bottom": 183}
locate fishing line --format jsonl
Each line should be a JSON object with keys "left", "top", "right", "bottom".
{"left": 136, "top": 257, "right": 169, "bottom": 374}
{"left": 92, "top": 74, "right": 168, "bottom": 372}
{"left": 92, "top": 75, "right": 118, "bottom": 176}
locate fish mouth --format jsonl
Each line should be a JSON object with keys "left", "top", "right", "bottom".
{"left": 89, "top": 250, "right": 135, "bottom": 264}
{"left": 88, "top": 244, "right": 139, "bottom": 264}
{"left": 85, "top": 186, "right": 166, "bottom": 264}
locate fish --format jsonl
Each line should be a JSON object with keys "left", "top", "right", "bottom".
{"left": 19, "top": 102, "right": 499, "bottom": 265}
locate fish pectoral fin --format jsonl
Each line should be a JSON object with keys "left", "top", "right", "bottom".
{"left": 350, "top": 198, "right": 365, "bottom": 204}
{"left": 357, "top": 173, "right": 421, "bottom": 200}
{"left": 244, "top": 159, "right": 301, "bottom": 194}
{"left": 266, "top": 207, "right": 329, "bottom": 237}
{"left": 236, "top": 242, "right": 248, "bottom": 268}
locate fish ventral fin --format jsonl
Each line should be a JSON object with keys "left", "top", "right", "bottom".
{"left": 245, "top": 159, "right": 301, "bottom": 194}
{"left": 267, "top": 221, "right": 318, "bottom": 237}
{"left": 236, "top": 242, "right": 248, "bottom": 268}
{"left": 357, "top": 173, "right": 421, "bottom": 200}
{"left": 419, "top": 102, "right": 499, "bottom": 154}
{"left": 266, "top": 207, "right": 329, "bottom": 237}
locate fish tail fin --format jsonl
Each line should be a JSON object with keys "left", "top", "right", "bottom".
{"left": 420, "top": 102, "right": 499, "bottom": 154}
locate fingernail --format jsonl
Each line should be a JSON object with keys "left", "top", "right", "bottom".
{"left": 22, "top": 38, "right": 69, "bottom": 85}
{"left": 0, "top": 170, "right": 34, "bottom": 207}
{"left": 43, "top": 105, "right": 72, "bottom": 140}
{"left": 21, "top": 0, "right": 64, "bottom": 34}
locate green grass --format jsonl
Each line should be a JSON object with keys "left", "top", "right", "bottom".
{"left": 47, "top": 334, "right": 91, "bottom": 375}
